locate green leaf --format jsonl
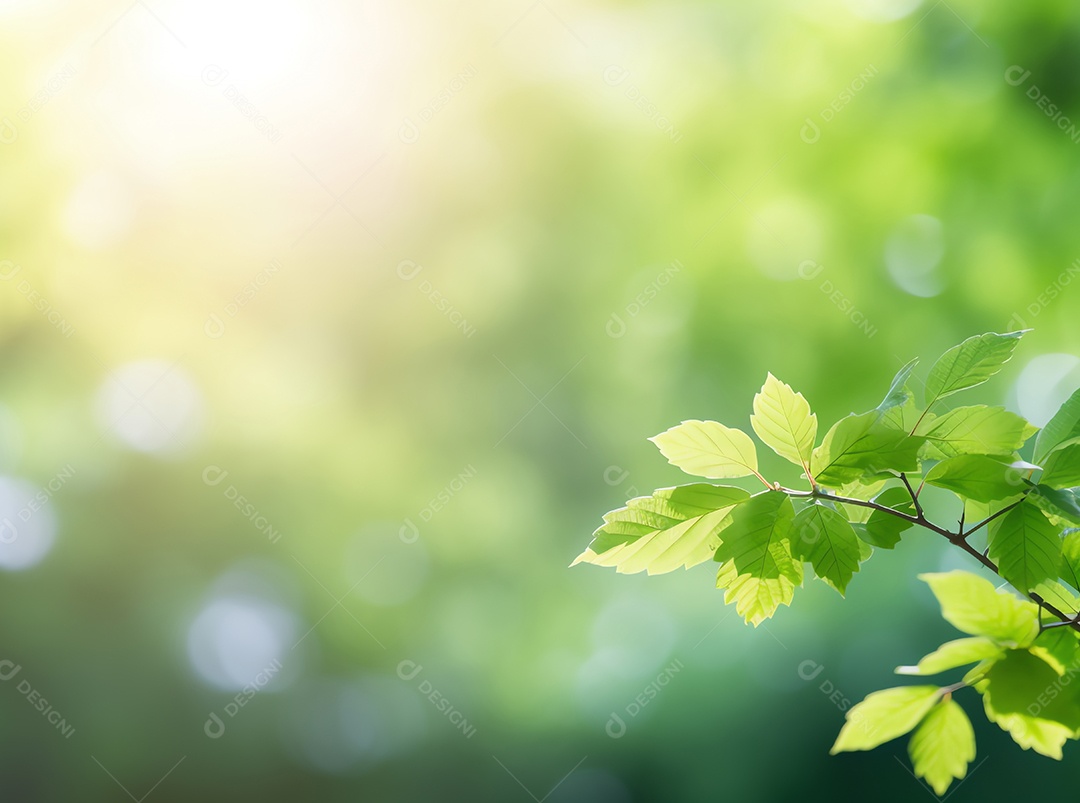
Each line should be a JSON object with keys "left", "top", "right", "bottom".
{"left": 830, "top": 686, "right": 941, "bottom": 753}
{"left": 713, "top": 492, "right": 801, "bottom": 583}
{"left": 920, "top": 571, "right": 1040, "bottom": 646}
{"left": 924, "top": 330, "right": 1027, "bottom": 407}
{"left": 918, "top": 405, "right": 1036, "bottom": 460}
{"left": 1030, "top": 628, "right": 1080, "bottom": 676}
{"left": 924, "top": 455, "right": 1026, "bottom": 503}
{"left": 573, "top": 484, "right": 750, "bottom": 574}
{"left": 1041, "top": 444, "right": 1080, "bottom": 489}
{"left": 908, "top": 698, "right": 976, "bottom": 796}
{"left": 833, "top": 477, "right": 887, "bottom": 523}
{"left": 896, "top": 637, "right": 1004, "bottom": 676}
{"left": 649, "top": 420, "right": 759, "bottom": 480}
{"left": 716, "top": 560, "right": 799, "bottom": 626}
{"left": 810, "top": 412, "right": 923, "bottom": 487}
{"left": 1035, "top": 386, "right": 1080, "bottom": 462}
{"left": 750, "top": 373, "right": 817, "bottom": 468}
{"left": 878, "top": 359, "right": 919, "bottom": 412}
{"left": 1028, "top": 485, "right": 1080, "bottom": 526}
{"left": 882, "top": 394, "right": 925, "bottom": 433}
{"left": 976, "top": 649, "right": 1080, "bottom": 759}
{"left": 791, "top": 502, "right": 862, "bottom": 595}
{"left": 1032, "top": 580, "right": 1080, "bottom": 619}
{"left": 857, "top": 487, "right": 915, "bottom": 549}
{"left": 1061, "top": 530, "right": 1080, "bottom": 592}
{"left": 989, "top": 501, "right": 1063, "bottom": 592}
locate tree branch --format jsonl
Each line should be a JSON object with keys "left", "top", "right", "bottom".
{"left": 900, "top": 473, "right": 924, "bottom": 518}
{"left": 778, "top": 484, "right": 1080, "bottom": 635}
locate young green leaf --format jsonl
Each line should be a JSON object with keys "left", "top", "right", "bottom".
{"left": 713, "top": 491, "right": 801, "bottom": 584}
{"left": 1040, "top": 443, "right": 1080, "bottom": 489}
{"left": 896, "top": 637, "right": 1004, "bottom": 676}
{"left": 989, "top": 501, "right": 1063, "bottom": 592}
{"left": 833, "top": 477, "right": 888, "bottom": 523}
{"left": 1028, "top": 485, "right": 1080, "bottom": 526}
{"left": 908, "top": 698, "right": 976, "bottom": 796}
{"left": 1035, "top": 386, "right": 1080, "bottom": 462}
{"left": 882, "top": 394, "right": 926, "bottom": 433}
{"left": 1031, "top": 580, "right": 1080, "bottom": 620}
{"left": 1029, "top": 628, "right": 1080, "bottom": 676}
{"left": 877, "top": 359, "right": 919, "bottom": 412}
{"left": 810, "top": 412, "right": 922, "bottom": 487}
{"left": 573, "top": 484, "right": 750, "bottom": 574}
{"left": 924, "top": 455, "right": 1026, "bottom": 503}
{"left": 716, "top": 559, "right": 799, "bottom": 626}
{"left": 856, "top": 487, "right": 915, "bottom": 549}
{"left": 649, "top": 420, "right": 760, "bottom": 480}
{"left": 750, "top": 373, "right": 817, "bottom": 469}
{"left": 791, "top": 502, "right": 861, "bottom": 595}
{"left": 918, "top": 405, "right": 1036, "bottom": 460}
{"left": 1061, "top": 530, "right": 1080, "bottom": 592}
{"left": 924, "top": 330, "right": 1027, "bottom": 408}
{"left": 830, "top": 686, "right": 941, "bottom": 753}
{"left": 976, "top": 649, "right": 1080, "bottom": 759}
{"left": 919, "top": 571, "right": 1040, "bottom": 646}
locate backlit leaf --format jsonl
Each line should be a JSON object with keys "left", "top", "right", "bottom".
{"left": 650, "top": 420, "right": 759, "bottom": 480}
{"left": 750, "top": 373, "right": 817, "bottom": 468}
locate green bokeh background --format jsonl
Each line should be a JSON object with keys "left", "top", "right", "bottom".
{"left": 2, "top": 0, "right": 1080, "bottom": 800}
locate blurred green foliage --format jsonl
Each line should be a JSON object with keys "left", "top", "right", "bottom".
{"left": 3, "top": 0, "right": 1080, "bottom": 800}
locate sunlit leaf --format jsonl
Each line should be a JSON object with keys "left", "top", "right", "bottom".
{"left": 924, "top": 455, "right": 1026, "bottom": 503}
{"left": 924, "top": 331, "right": 1027, "bottom": 407}
{"left": 1040, "top": 443, "right": 1080, "bottom": 489}
{"left": 715, "top": 559, "right": 799, "bottom": 626}
{"left": 1035, "top": 386, "right": 1080, "bottom": 462}
{"left": 976, "top": 649, "right": 1080, "bottom": 759}
{"left": 877, "top": 359, "right": 919, "bottom": 412}
{"left": 896, "top": 637, "right": 1004, "bottom": 676}
{"left": 918, "top": 405, "right": 1036, "bottom": 460}
{"left": 810, "top": 412, "right": 922, "bottom": 487}
{"left": 830, "top": 686, "right": 940, "bottom": 753}
{"left": 857, "top": 486, "right": 915, "bottom": 549}
{"left": 908, "top": 698, "right": 976, "bottom": 796}
{"left": 1028, "top": 484, "right": 1080, "bottom": 526}
{"left": 650, "top": 420, "right": 759, "bottom": 480}
{"left": 989, "top": 501, "right": 1063, "bottom": 592}
{"left": 573, "top": 484, "right": 749, "bottom": 574}
{"left": 750, "top": 373, "right": 817, "bottom": 468}
{"left": 919, "top": 571, "right": 1039, "bottom": 646}
{"left": 791, "top": 502, "right": 861, "bottom": 594}
{"left": 713, "top": 491, "right": 800, "bottom": 582}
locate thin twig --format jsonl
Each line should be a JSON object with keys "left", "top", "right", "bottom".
{"left": 776, "top": 483, "right": 1080, "bottom": 634}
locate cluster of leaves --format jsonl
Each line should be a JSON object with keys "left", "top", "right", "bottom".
{"left": 575, "top": 330, "right": 1080, "bottom": 794}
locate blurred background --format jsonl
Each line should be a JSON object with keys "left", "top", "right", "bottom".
{"left": 2, "top": 0, "right": 1080, "bottom": 799}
